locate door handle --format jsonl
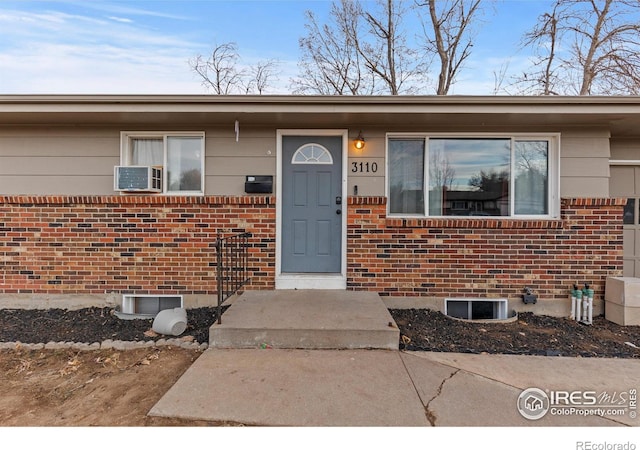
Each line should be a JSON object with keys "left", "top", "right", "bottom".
{"left": 336, "top": 209, "right": 342, "bottom": 215}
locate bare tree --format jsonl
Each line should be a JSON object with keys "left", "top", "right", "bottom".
{"left": 358, "top": 0, "right": 425, "bottom": 94}
{"left": 515, "top": 0, "right": 640, "bottom": 95}
{"left": 429, "top": 148, "right": 456, "bottom": 191}
{"left": 569, "top": 0, "right": 640, "bottom": 95}
{"left": 416, "top": 0, "right": 484, "bottom": 95}
{"left": 245, "top": 59, "right": 281, "bottom": 95}
{"left": 190, "top": 42, "right": 245, "bottom": 95}
{"left": 190, "top": 42, "right": 281, "bottom": 94}
{"left": 293, "top": 1, "right": 372, "bottom": 95}
{"left": 516, "top": 2, "right": 564, "bottom": 95}
{"left": 491, "top": 60, "right": 511, "bottom": 95}
{"left": 293, "top": 0, "right": 427, "bottom": 95}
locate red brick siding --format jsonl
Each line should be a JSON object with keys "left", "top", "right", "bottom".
{"left": 0, "top": 195, "right": 625, "bottom": 305}
{"left": 347, "top": 197, "right": 625, "bottom": 301}
{"left": 0, "top": 196, "right": 275, "bottom": 295}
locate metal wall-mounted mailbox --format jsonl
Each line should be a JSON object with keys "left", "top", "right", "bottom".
{"left": 245, "top": 175, "right": 273, "bottom": 194}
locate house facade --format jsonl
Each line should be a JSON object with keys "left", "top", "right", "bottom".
{"left": 1, "top": 95, "right": 639, "bottom": 316}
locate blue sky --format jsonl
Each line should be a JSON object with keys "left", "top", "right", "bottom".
{"left": 0, "top": 0, "right": 551, "bottom": 94}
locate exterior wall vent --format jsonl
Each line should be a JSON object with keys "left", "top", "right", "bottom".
{"left": 114, "top": 166, "right": 162, "bottom": 192}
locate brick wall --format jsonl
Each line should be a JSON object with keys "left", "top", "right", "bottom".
{"left": 347, "top": 197, "right": 625, "bottom": 302}
{"left": 0, "top": 196, "right": 275, "bottom": 295}
{"left": 0, "top": 195, "right": 625, "bottom": 306}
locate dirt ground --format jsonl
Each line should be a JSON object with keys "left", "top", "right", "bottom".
{"left": 0, "top": 346, "right": 224, "bottom": 426}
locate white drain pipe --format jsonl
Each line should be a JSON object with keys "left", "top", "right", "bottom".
{"left": 570, "top": 283, "right": 593, "bottom": 325}
{"left": 570, "top": 285, "right": 578, "bottom": 320}
{"left": 582, "top": 284, "right": 594, "bottom": 325}
{"left": 575, "top": 288, "right": 580, "bottom": 320}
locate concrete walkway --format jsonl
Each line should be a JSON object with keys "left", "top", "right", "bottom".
{"left": 149, "top": 349, "right": 639, "bottom": 426}
{"left": 149, "top": 290, "right": 640, "bottom": 426}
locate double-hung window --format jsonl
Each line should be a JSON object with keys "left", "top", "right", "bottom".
{"left": 387, "top": 134, "right": 559, "bottom": 218}
{"left": 120, "top": 132, "right": 205, "bottom": 195}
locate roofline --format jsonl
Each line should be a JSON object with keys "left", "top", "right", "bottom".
{"left": 1, "top": 94, "right": 640, "bottom": 106}
{"left": 2, "top": 94, "right": 640, "bottom": 118}
{"left": 2, "top": 95, "right": 639, "bottom": 136}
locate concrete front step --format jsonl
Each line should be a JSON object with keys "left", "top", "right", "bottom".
{"left": 209, "top": 290, "right": 399, "bottom": 350}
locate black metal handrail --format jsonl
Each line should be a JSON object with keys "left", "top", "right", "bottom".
{"left": 216, "top": 231, "right": 252, "bottom": 324}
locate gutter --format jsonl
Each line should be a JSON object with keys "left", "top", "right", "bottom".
{"left": 1, "top": 94, "right": 640, "bottom": 114}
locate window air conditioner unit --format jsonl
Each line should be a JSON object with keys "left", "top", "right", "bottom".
{"left": 114, "top": 166, "right": 162, "bottom": 192}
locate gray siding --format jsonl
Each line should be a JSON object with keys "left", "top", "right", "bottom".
{"left": 0, "top": 129, "right": 119, "bottom": 195}
{"left": 610, "top": 138, "right": 640, "bottom": 161}
{"left": 560, "top": 130, "right": 611, "bottom": 198}
{"left": 0, "top": 127, "right": 278, "bottom": 196}
{"left": 205, "top": 129, "right": 276, "bottom": 195}
{"left": 348, "top": 129, "right": 385, "bottom": 197}
{"left": 0, "top": 126, "right": 616, "bottom": 199}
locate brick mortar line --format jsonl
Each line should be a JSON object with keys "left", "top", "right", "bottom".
{"left": 1, "top": 196, "right": 625, "bottom": 207}
{"left": 0, "top": 195, "right": 275, "bottom": 206}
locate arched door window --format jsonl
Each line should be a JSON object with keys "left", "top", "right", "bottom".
{"left": 291, "top": 143, "right": 333, "bottom": 164}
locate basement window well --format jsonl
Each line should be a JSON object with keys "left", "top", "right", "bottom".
{"left": 445, "top": 298, "right": 509, "bottom": 321}
{"left": 115, "top": 295, "right": 183, "bottom": 320}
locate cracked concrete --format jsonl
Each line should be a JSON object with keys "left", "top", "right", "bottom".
{"left": 151, "top": 349, "right": 639, "bottom": 426}
{"left": 399, "top": 352, "right": 461, "bottom": 426}
{"left": 424, "top": 369, "right": 460, "bottom": 426}
{"left": 405, "top": 352, "right": 636, "bottom": 427}
{"left": 150, "top": 349, "right": 429, "bottom": 426}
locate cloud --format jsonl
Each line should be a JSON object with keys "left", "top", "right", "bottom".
{"left": 0, "top": 42, "right": 205, "bottom": 94}
{"left": 108, "top": 16, "right": 134, "bottom": 24}
{"left": 74, "top": 0, "right": 190, "bottom": 21}
{"left": 0, "top": 6, "right": 205, "bottom": 94}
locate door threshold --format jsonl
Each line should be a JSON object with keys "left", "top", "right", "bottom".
{"left": 276, "top": 274, "right": 346, "bottom": 290}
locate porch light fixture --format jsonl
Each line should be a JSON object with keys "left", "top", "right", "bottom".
{"left": 353, "top": 131, "right": 365, "bottom": 150}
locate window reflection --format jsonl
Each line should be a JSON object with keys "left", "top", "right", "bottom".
{"left": 514, "top": 141, "right": 548, "bottom": 215}
{"left": 624, "top": 199, "right": 635, "bottom": 225}
{"left": 389, "top": 139, "right": 424, "bottom": 215}
{"left": 429, "top": 139, "right": 510, "bottom": 216}
{"left": 387, "top": 136, "right": 552, "bottom": 218}
{"left": 167, "top": 137, "right": 203, "bottom": 192}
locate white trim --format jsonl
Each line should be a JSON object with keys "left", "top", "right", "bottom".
{"left": 276, "top": 129, "right": 348, "bottom": 290}
{"left": 610, "top": 160, "right": 640, "bottom": 166}
{"left": 276, "top": 274, "right": 346, "bottom": 290}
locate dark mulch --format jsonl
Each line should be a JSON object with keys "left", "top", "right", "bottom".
{"left": 0, "top": 306, "right": 226, "bottom": 345}
{"left": 1, "top": 306, "right": 639, "bottom": 358}
{"left": 390, "top": 309, "right": 640, "bottom": 359}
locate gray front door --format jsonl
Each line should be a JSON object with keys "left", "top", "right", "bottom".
{"left": 282, "top": 136, "right": 342, "bottom": 273}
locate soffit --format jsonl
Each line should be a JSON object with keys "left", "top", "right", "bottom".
{"left": 0, "top": 95, "right": 639, "bottom": 137}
